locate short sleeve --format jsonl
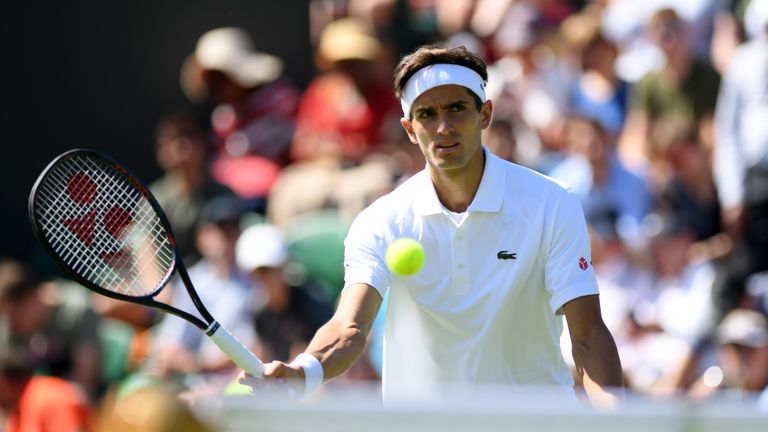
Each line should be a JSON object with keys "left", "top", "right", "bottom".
{"left": 544, "top": 190, "right": 600, "bottom": 315}
{"left": 343, "top": 208, "right": 391, "bottom": 298}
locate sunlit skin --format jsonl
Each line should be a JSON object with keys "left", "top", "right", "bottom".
{"left": 400, "top": 85, "right": 493, "bottom": 212}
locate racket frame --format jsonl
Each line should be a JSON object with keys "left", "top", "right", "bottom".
{"left": 28, "top": 149, "right": 215, "bottom": 333}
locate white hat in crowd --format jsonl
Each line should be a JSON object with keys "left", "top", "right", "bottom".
{"left": 181, "top": 27, "right": 283, "bottom": 101}
{"left": 195, "top": 27, "right": 283, "bottom": 87}
{"left": 236, "top": 223, "right": 289, "bottom": 271}
{"left": 716, "top": 309, "right": 768, "bottom": 348}
{"left": 317, "top": 18, "right": 381, "bottom": 63}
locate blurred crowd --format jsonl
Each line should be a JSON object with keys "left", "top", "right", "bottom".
{"left": 3, "top": 0, "right": 768, "bottom": 430}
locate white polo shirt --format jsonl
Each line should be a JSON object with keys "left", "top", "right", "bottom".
{"left": 344, "top": 148, "right": 599, "bottom": 401}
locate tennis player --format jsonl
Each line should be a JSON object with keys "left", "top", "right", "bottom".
{"left": 244, "top": 45, "right": 624, "bottom": 405}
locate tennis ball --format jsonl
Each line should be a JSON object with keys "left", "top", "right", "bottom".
{"left": 386, "top": 238, "right": 425, "bottom": 276}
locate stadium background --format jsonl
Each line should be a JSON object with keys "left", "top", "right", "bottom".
{"left": 2, "top": 0, "right": 312, "bottom": 261}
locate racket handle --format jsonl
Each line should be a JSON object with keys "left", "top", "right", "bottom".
{"left": 208, "top": 323, "right": 265, "bottom": 377}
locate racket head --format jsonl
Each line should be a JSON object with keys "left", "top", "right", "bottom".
{"left": 28, "top": 149, "right": 179, "bottom": 304}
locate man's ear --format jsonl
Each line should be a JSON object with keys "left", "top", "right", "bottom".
{"left": 400, "top": 117, "right": 419, "bottom": 144}
{"left": 480, "top": 100, "right": 493, "bottom": 130}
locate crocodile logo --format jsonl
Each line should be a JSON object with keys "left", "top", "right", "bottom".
{"left": 497, "top": 251, "right": 517, "bottom": 260}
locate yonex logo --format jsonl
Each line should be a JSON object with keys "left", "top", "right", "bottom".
{"left": 497, "top": 251, "right": 517, "bottom": 260}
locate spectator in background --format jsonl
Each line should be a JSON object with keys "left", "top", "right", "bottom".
{"left": 235, "top": 224, "right": 333, "bottom": 362}
{"left": 484, "top": 1, "right": 575, "bottom": 171}
{"left": 685, "top": 307, "right": 768, "bottom": 400}
{"left": 91, "top": 112, "right": 238, "bottom": 378}
{"left": 149, "top": 111, "right": 234, "bottom": 265}
{"left": 586, "top": 210, "right": 655, "bottom": 385}
{"left": 650, "top": 116, "right": 721, "bottom": 243}
{"left": 180, "top": 27, "right": 300, "bottom": 211}
{"left": 549, "top": 115, "right": 651, "bottom": 247}
{"left": 147, "top": 197, "right": 257, "bottom": 386}
{"left": 619, "top": 7, "right": 721, "bottom": 171}
{"left": 711, "top": 308, "right": 768, "bottom": 395}
{"left": 0, "top": 259, "right": 102, "bottom": 403}
{"left": 290, "top": 17, "right": 401, "bottom": 164}
{"left": 711, "top": 5, "right": 768, "bottom": 323}
{"left": 560, "top": 8, "right": 629, "bottom": 138}
{"left": 482, "top": 117, "right": 518, "bottom": 163}
{"left": 628, "top": 212, "right": 717, "bottom": 392}
{"left": 561, "top": 208, "right": 656, "bottom": 390}
{"left": 1, "top": 348, "right": 91, "bottom": 432}
{"left": 267, "top": 18, "right": 401, "bottom": 226}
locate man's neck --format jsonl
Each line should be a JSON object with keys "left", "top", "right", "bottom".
{"left": 430, "top": 151, "right": 486, "bottom": 213}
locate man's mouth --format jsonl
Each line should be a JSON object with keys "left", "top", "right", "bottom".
{"left": 435, "top": 142, "right": 459, "bottom": 151}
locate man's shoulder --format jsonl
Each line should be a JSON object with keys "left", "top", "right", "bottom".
{"left": 500, "top": 158, "right": 573, "bottom": 200}
{"left": 363, "top": 170, "right": 426, "bottom": 213}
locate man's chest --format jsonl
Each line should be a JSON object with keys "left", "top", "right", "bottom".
{"left": 391, "top": 213, "right": 546, "bottom": 306}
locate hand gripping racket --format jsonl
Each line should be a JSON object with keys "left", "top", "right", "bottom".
{"left": 28, "top": 149, "right": 264, "bottom": 377}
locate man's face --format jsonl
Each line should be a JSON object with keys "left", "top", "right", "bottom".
{"left": 400, "top": 85, "right": 492, "bottom": 174}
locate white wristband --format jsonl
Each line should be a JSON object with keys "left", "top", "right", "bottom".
{"left": 289, "top": 352, "right": 324, "bottom": 396}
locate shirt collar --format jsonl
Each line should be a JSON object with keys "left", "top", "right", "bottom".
{"left": 413, "top": 146, "right": 505, "bottom": 215}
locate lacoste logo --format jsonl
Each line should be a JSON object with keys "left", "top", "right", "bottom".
{"left": 497, "top": 251, "right": 517, "bottom": 260}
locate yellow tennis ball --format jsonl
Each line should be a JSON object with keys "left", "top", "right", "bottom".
{"left": 386, "top": 238, "right": 425, "bottom": 276}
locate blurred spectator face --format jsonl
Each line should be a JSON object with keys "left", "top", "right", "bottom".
{"left": 337, "top": 59, "right": 377, "bottom": 90}
{"left": 203, "top": 70, "right": 249, "bottom": 104}
{"left": 720, "top": 343, "right": 768, "bottom": 391}
{"left": 252, "top": 266, "right": 291, "bottom": 312}
{"left": 716, "top": 310, "right": 768, "bottom": 391}
{"left": 649, "top": 230, "right": 694, "bottom": 277}
{"left": 647, "top": 9, "right": 688, "bottom": 57}
{"left": 0, "top": 293, "right": 38, "bottom": 336}
{"left": 196, "top": 219, "right": 240, "bottom": 264}
{"left": 155, "top": 119, "right": 206, "bottom": 172}
{"left": 483, "top": 120, "right": 517, "bottom": 162}
{"left": 580, "top": 37, "right": 617, "bottom": 73}
{"left": 0, "top": 262, "right": 47, "bottom": 337}
{"left": 565, "top": 117, "right": 606, "bottom": 163}
{"left": 588, "top": 224, "right": 623, "bottom": 267}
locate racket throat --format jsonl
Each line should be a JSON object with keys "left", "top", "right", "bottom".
{"left": 204, "top": 320, "right": 221, "bottom": 336}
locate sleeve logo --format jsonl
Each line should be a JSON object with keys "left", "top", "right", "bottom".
{"left": 578, "top": 257, "right": 590, "bottom": 270}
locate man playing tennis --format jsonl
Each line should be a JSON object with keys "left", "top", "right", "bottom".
{"left": 246, "top": 45, "right": 624, "bottom": 405}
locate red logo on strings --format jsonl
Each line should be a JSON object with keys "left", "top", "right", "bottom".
{"left": 62, "top": 171, "right": 132, "bottom": 252}
{"left": 65, "top": 172, "right": 97, "bottom": 204}
{"left": 63, "top": 208, "right": 97, "bottom": 246}
{"left": 99, "top": 250, "right": 135, "bottom": 279}
{"left": 103, "top": 207, "right": 133, "bottom": 238}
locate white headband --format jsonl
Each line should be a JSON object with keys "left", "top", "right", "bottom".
{"left": 400, "top": 63, "right": 487, "bottom": 119}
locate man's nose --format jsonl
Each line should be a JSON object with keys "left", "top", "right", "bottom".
{"left": 436, "top": 113, "right": 455, "bottom": 134}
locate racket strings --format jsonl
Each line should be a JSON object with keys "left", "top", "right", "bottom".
{"left": 34, "top": 154, "right": 174, "bottom": 297}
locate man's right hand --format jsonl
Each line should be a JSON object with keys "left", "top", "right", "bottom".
{"left": 238, "top": 361, "right": 304, "bottom": 399}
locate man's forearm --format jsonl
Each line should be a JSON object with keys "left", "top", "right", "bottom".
{"left": 305, "top": 318, "right": 370, "bottom": 381}
{"left": 303, "top": 283, "right": 382, "bottom": 382}
{"left": 572, "top": 324, "right": 625, "bottom": 405}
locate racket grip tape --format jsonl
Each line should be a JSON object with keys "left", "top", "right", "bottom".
{"left": 208, "top": 322, "right": 265, "bottom": 377}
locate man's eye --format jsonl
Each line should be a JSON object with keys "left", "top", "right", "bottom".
{"left": 450, "top": 104, "right": 466, "bottom": 112}
{"left": 417, "top": 110, "right": 434, "bottom": 119}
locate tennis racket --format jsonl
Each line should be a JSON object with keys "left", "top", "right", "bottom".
{"left": 28, "top": 148, "right": 264, "bottom": 377}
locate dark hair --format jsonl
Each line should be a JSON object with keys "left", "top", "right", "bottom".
{"left": 0, "top": 348, "right": 35, "bottom": 379}
{"left": 393, "top": 45, "right": 488, "bottom": 106}
{"left": 0, "top": 259, "right": 37, "bottom": 304}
